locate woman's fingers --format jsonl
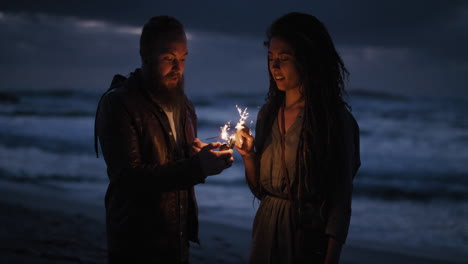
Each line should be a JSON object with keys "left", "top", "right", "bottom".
{"left": 238, "top": 129, "right": 251, "bottom": 140}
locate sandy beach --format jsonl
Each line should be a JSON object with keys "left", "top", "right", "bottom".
{"left": 0, "top": 179, "right": 466, "bottom": 264}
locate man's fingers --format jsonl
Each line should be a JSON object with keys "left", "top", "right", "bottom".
{"left": 217, "top": 149, "right": 233, "bottom": 159}
{"left": 202, "top": 142, "right": 221, "bottom": 151}
{"left": 221, "top": 156, "right": 234, "bottom": 169}
{"left": 198, "top": 144, "right": 235, "bottom": 176}
{"left": 192, "top": 138, "right": 201, "bottom": 148}
{"left": 193, "top": 138, "right": 208, "bottom": 148}
{"left": 192, "top": 145, "right": 202, "bottom": 154}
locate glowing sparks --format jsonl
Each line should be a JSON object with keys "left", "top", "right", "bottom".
{"left": 235, "top": 105, "right": 249, "bottom": 131}
{"left": 219, "top": 106, "right": 250, "bottom": 147}
{"left": 220, "top": 122, "right": 231, "bottom": 141}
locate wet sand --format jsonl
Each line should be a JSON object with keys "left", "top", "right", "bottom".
{"left": 0, "top": 180, "right": 465, "bottom": 264}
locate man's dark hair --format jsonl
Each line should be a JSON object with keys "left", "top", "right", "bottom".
{"left": 139, "top": 16, "right": 185, "bottom": 59}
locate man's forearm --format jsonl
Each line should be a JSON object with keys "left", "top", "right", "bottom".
{"left": 112, "top": 155, "right": 205, "bottom": 191}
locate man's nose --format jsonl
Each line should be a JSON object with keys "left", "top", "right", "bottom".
{"left": 172, "top": 59, "right": 181, "bottom": 72}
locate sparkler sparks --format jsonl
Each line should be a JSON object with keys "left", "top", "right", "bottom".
{"left": 235, "top": 105, "right": 249, "bottom": 131}
{"left": 220, "top": 122, "right": 231, "bottom": 141}
{"left": 219, "top": 106, "right": 249, "bottom": 149}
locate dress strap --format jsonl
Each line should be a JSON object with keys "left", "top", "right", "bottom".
{"left": 280, "top": 105, "right": 296, "bottom": 207}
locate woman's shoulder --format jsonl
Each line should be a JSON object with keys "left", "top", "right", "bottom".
{"left": 257, "top": 104, "right": 268, "bottom": 120}
{"left": 255, "top": 104, "right": 268, "bottom": 136}
{"left": 338, "top": 105, "right": 361, "bottom": 175}
{"left": 257, "top": 102, "right": 279, "bottom": 121}
{"left": 338, "top": 105, "right": 359, "bottom": 132}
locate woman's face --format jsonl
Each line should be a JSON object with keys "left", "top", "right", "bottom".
{"left": 268, "top": 37, "right": 301, "bottom": 92}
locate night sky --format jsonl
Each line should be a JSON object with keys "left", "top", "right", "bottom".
{"left": 1, "top": 0, "right": 467, "bottom": 98}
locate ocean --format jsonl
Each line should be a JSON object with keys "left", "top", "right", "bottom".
{"left": 0, "top": 87, "right": 467, "bottom": 255}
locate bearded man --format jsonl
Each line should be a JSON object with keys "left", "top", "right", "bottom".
{"left": 95, "top": 16, "right": 233, "bottom": 264}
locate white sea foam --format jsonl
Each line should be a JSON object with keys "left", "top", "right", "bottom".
{"left": 0, "top": 90, "right": 467, "bottom": 254}
{"left": 0, "top": 145, "right": 106, "bottom": 182}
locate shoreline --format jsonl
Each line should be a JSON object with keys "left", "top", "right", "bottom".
{"left": 0, "top": 179, "right": 466, "bottom": 264}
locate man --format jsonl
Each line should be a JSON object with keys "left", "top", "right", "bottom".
{"left": 94, "top": 16, "right": 233, "bottom": 263}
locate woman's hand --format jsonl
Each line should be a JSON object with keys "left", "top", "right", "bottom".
{"left": 234, "top": 126, "right": 259, "bottom": 195}
{"left": 234, "top": 126, "right": 255, "bottom": 158}
{"left": 324, "top": 237, "right": 342, "bottom": 264}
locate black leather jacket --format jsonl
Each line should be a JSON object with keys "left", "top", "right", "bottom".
{"left": 95, "top": 69, "right": 203, "bottom": 263}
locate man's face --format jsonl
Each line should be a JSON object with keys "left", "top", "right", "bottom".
{"left": 150, "top": 33, "right": 188, "bottom": 90}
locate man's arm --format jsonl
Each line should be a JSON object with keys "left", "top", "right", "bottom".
{"left": 96, "top": 92, "right": 231, "bottom": 191}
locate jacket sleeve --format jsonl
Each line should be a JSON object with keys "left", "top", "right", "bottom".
{"left": 96, "top": 91, "right": 205, "bottom": 192}
{"left": 324, "top": 110, "right": 361, "bottom": 244}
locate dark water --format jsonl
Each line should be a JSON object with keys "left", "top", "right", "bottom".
{"left": 0, "top": 88, "right": 467, "bottom": 252}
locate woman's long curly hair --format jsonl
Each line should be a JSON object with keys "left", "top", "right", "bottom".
{"left": 260, "top": 12, "right": 349, "bottom": 201}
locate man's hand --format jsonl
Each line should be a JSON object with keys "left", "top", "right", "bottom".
{"left": 192, "top": 138, "right": 208, "bottom": 154}
{"left": 194, "top": 139, "right": 234, "bottom": 176}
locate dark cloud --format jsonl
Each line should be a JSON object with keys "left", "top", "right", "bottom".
{"left": 0, "top": 12, "right": 268, "bottom": 94}
{"left": 0, "top": 13, "right": 140, "bottom": 91}
{"left": 0, "top": 1, "right": 467, "bottom": 98}
{"left": 0, "top": 13, "right": 138, "bottom": 68}
{"left": 3, "top": 0, "right": 467, "bottom": 62}
{"left": 2, "top": 0, "right": 466, "bottom": 41}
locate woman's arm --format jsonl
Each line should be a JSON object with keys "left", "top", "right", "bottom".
{"left": 324, "top": 110, "right": 360, "bottom": 263}
{"left": 325, "top": 236, "right": 342, "bottom": 264}
{"left": 235, "top": 129, "right": 261, "bottom": 197}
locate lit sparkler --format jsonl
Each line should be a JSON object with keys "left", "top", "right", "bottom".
{"left": 219, "top": 105, "right": 249, "bottom": 150}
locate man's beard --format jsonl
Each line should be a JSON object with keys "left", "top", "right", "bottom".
{"left": 150, "top": 72, "right": 185, "bottom": 111}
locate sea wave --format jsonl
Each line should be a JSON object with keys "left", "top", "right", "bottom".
{"left": 0, "top": 142, "right": 466, "bottom": 202}
{"left": 0, "top": 88, "right": 467, "bottom": 205}
{"left": 6, "top": 89, "right": 100, "bottom": 98}
{"left": 353, "top": 182, "right": 468, "bottom": 201}
{"left": 0, "top": 168, "right": 105, "bottom": 183}
{"left": 349, "top": 89, "right": 408, "bottom": 101}
{"left": 0, "top": 110, "right": 95, "bottom": 117}
{"left": 0, "top": 145, "right": 107, "bottom": 183}
{"left": 204, "top": 169, "right": 468, "bottom": 202}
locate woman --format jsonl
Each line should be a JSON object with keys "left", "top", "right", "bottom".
{"left": 235, "top": 12, "right": 361, "bottom": 264}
